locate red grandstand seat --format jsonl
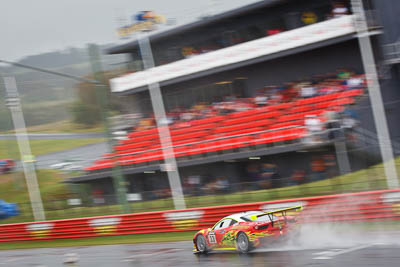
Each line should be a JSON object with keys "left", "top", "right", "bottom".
{"left": 341, "top": 88, "right": 363, "bottom": 97}
{"left": 171, "top": 131, "right": 208, "bottom": 142}
{"left": 336, "top": 97, "right": 355, "bottom": 105}
{"left": 214, "top": 119, "right": 271, "bottom": 134}
{"left": 128, "top": 128, "right": 158, "bottom": 138}
{"left": 269, "top": 120, "right": 304, "bottom": 130}
{"left": 115, "top": 140, "right": 154, "bottom": 151}
{"left": 189, "top": 116, "right": 224, "bottom": 126}
{"left": 268, "top": 102, "right": 293, "bottom": 111}
{"left": 170, "top": 123, "right": 216, "bottom": 136}
{"left": 221, "top": 127, "right": 264, "bottom": 137}
{"left": 129, "top": 133, "right": 159, "bottom": 143}
{"left": 118, "top": 155, "right": 136, "bottom": 165}
{"left": 228, "top": 108, "right": 266, "bottom": 119}
{"left": 223, "top": 113, "right": 272, "bottom": 126}
{"left": 172, "top": 138, "right": 200, "bottom": 146}
{"left": 289, "top": 105, "right": 315, "bottom": 114}
{"left": 251, "top": 127, "right": 305, "bottom": 146}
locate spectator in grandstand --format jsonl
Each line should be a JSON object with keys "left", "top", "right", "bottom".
{"left": 324, "top": 108, "right": 341, "bottom": 139}
{"left": 337, "top": 68, "right": 352, "bottom": 80}
{"left": 311, "top": 156, "right": 327, "bottom": 181}
{"left": 182, "top": 177, "right": 191, "bottom": 195}
{"left": 260, "top": 163, "right": 281, "bottom": 188}
{"left": 254, "top": 92, "right": 269, "bottom": 106}
{"left": 186, "top": 175, "right": 202, "bottom": 196}
{"left": 290, "top": 169, "right": 306, "bottom": 185}
{"left": 268, "top": 86, "right": 283, "bottom": 104}
{"left": 346, "top": 74, "right": 364, "bottom": 89}
{"left": 180, "top": 110, "right": 195, "bottom": 121}
{"left": 259, "top": 163, "right": 273, "bottom": 189}
{"left": 155, "top": 188, "right": 172, "bottom": 199}
{"left": 281, "top": 82, "right": 298, "bottom": 102}
{"left": 92, "top": 188, "right": 105, "bottom": 205}
{"left": 318, "top": 81, "right": 338, "bottom": 95}
{"left": 246, "top": 163, "right": 261, "bottom": 189}
{"left": 203, "top": 178, "right": 222, "bottom": 195}
{"left": 214, "top": 176, "right": 230, "bottom": 193}
{"left": 341, "top": 109, "right": 360, "bottom": 142}
{"left": 329, "top": 2, "right": 350, "bottom": 19}
{"left": 324, "top": 154, "right": 338, "bottom": 178}
{"left": 266, "top": 28, "right": 284, "bottom": 36}
{"left": 232, "top": 98, "right": 255, "bottom": 112}
{"left": 300, "top": 82, "right": 316, "bottom": 98}
{"left": 135, "top": 117, "right": 155, "bottom": 131}
{"left": 305, "top": 115, "right": 324, "bottom": 143}
{"left": 159, "top": 114, "right": 174, "bottom": 126}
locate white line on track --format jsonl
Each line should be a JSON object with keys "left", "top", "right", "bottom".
{"left": 312, "top": 244, "right": 375, "bottom": 260}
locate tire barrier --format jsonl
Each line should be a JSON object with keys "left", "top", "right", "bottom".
{"left": 0, "top": 188, "right": 399, "bottom": 242}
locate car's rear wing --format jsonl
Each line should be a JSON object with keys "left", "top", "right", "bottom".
{"left": 250, "top": 205, "right": 303, "bottom": 221}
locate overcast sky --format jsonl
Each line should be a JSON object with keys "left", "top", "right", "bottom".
{"left": 1, "top": 0, "right": 260, "bottom": 61}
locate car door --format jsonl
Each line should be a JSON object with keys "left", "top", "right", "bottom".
{"left": 209, "top": 218, "right": 238, "bottom": 248}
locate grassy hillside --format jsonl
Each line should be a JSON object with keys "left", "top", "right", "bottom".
{"left": 22, "top": 120, "right": 104, "bottom": 133}
{"left": 0, "top": 138, "right": 105, "bottom": 159}
{"left": 0, "top": 170, "right": 67, "bottom": 204}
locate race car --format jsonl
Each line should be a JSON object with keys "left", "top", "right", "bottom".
{"left": 193, "top": 205, "right": 301, "bottom": 253}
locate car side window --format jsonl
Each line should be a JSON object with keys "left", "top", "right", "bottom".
{"left": 213, "top": 219, "right": 232, "bottom": 230}
{"left": 229, "top": 219, "right": 238, "bottom": 226}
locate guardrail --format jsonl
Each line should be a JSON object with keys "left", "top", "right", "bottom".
{"left": 0, "top": 189, "right": 399, "bottom": 242}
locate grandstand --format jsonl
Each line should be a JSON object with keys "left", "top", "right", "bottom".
{"left": 67, "top": 0, "right": 400, "bottom": 201}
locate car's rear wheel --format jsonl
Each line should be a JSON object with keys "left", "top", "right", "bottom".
{"left": 196, "top": 234, "right": 209, "bottom": 253}
{"left": 236, "top": 232, "right": 251, "bottom": 253}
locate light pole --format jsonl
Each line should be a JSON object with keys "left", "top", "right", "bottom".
{"left": 87, "top": 44, "right": 130, "bottom": 213}
{"left": 137, "top": 34, "right": 186, "bottom": 209}
{"left": 351, "top": 0, "right": 399, "bottom": 189}
{"left": 3, "top": 76, "right": 45, "bottom": 221}
{"left": 0, "top": 57, "right": 131, "bottom": 214}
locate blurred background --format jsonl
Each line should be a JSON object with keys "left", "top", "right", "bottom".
{"left": 1, "top": 0, "right": 400, "bottom": 225}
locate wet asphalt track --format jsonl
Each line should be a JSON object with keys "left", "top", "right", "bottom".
{"left": 1, "top": 235, "right": 400, "bottom": 267}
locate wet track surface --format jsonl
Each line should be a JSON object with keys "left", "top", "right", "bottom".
{"left": 1, "top": 234, "right": 400, "bottom": 267}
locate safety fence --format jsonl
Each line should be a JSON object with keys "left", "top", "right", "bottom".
{"left": 12, "top": 173, "right": 390, "bottom": 223}
{"left": 0, "top": 188, "right": 399, "bottom": 242}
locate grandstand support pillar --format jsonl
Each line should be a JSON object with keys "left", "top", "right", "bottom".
{"left": 3, "top": 76, "right": 46, "bottom": 221}
{"left": 334, "top": 138, "right": 351, "bottom": 175}
{"left": 88, "top": 44, "right": 130, "bottom": 214}
{"left": 138, "top": 35, "right": 186, "bottom": 210}
{"left": 351, "top": 0, "right": 399, "bottom": 189}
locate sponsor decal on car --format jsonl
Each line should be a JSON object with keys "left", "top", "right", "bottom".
{"left": 89, "top": 217, "right": 121, "bottom": 235}
{"left": 220, "top": 230, "right": 236, "bottom": 247}
{"left": 208, "top": 231, "right": 217, "bottom": 244}
{"left": 26, "top": 223, "right": 54, "bottom": 238}
{"left": 163, "top": 210, "right": 204, "bottom": 229}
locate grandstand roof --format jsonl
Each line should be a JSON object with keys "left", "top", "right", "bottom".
{"left": 107, "top": 0, "right": 288, "bottom": 55}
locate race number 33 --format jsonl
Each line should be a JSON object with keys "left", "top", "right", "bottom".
{"left": 208, "top": 232, "right": 217, "bottom": 243}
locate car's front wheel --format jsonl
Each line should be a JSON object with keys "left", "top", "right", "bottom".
{"left": 236, "top": 232, "right": 252, "bottom": 253}
{"left": 196, "top": 234, "right": 209, "bottom": 253}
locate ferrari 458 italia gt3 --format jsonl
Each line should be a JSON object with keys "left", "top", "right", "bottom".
{"left": 193, "top": 205, "right": 301, "bottom": 253}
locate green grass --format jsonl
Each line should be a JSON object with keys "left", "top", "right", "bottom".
{"left": 1, "top": 120, "right": 105, "bottom": 134}
{"left": 0, "top": 231, "right": 196, "bottom": 250}
{"left": 0, "top": 170, "right": 68, "bottom": 204}
{"left": 0, "top": 138, "right": 105, "bottom": 159}
{"left": 22, "top": 120, "right": 105, "bottom": 133}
